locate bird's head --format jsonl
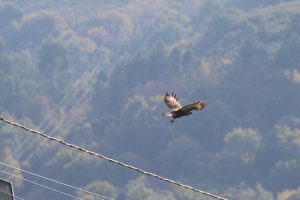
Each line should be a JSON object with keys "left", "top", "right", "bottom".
{"left": 196, "top": 101, "right": 207, "bottom": 110}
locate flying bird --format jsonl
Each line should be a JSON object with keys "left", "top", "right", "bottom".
{"left": 162, "top": 92, "right": 207, "bottom": 123}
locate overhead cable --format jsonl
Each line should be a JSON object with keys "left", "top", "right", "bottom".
{"left": 0, "top": 116, "right": 228, "bottom": 200}
{"left": 0, "top": 169, "right": 84, "bottom": 200}
{"left": 0, "top": 162, "right": 113, "bottom": 200}
{"left": 15, "top": 66, "right": 101, "bottom": 161}
{"left": 0, "top": 188, "right": 24, "bottom": 200}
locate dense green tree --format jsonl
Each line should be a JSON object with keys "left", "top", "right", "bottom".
{"left": 224, "top": 183, "right": 273, "bottom": 200}
{"left": 125, "top": 176, "right": 176, "bottom": 200}
{"left": 37, "top": 37, "right": 69, "bottom": 73}
{"left": 0, "top": 35, "right": 4, "bottom": 54}
{"left": 76, "top": 180, "right": 118, "bottom": 200}
{"left": 0, "top": 1, "right": 300, "bottom": 199}
{"left": 0, "top": 4, "right": 22, "bottom": 27}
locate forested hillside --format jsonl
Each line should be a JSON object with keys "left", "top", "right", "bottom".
{"left": 1, "top": 0, "right": 300, "bottom": 199}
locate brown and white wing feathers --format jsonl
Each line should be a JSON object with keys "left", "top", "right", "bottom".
{"left": 164, "top": 92, "right": 182, "bottom": 111}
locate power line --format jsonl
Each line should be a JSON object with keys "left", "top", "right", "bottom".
{"left": 24, "top": 67, "right": 102, "bottom": 161}
{"left": 15, "top": 66, "right": 101, "bottom": 161}
{"left": 0, "top": 188, "right": 24, "bottom": 200}
{"left": 0, "top": 116, "right": 228, "bottom": 200}
{"left": 0, "top": 162, "right": 114, "bottom": 200}
{"left": 0, "top": 169, "right": 83, "bottom": 200}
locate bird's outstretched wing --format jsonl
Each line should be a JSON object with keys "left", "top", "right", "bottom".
{"left": 164, "top": 92, "right": 182, "bottom": 111}
{"left": 177, "top": 101, "right": 207, "bottom": 113}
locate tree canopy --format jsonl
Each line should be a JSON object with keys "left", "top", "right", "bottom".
{"left": 0, "top": 0, "right": 300, "bottom": 199}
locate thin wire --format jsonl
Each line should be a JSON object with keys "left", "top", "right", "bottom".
{"left": 0, "top": 188, "right": 25, "bottom": 200}
{"left": 13, "top": 64, "right": 99, "bottom": 160}
{"left": 0, "top": 117, "right": 228, "bottom": 200}
{"left": 25, "top": 87, "right": 93, "bottom": 161}
{"left": 0, "top": 169, "right": 84, "bottom": 200}
{"left": 16, "top": 66, "right": 101, "bottom": 161}
{"left": 0, "top": 162, "right": 114, "bottom": 200}
{"left": 24, "top": 67, "right": 101, "bottom": 160}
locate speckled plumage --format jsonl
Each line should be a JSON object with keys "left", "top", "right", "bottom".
{"left": 162, "top": 92, "right": 207, "bottom": 123}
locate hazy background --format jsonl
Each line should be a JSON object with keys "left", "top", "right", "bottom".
{"left": 0, "top": 0, "right": 300, "bottom": 199}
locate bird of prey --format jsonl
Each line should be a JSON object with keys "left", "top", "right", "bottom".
{"left": 162, "top": 92, "right": 207, "bottom": 123}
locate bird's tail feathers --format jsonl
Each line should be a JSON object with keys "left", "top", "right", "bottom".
{"left": 162, "top": 112, "right": 172, "bottom": 117}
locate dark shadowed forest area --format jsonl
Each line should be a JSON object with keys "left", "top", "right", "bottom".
{"left": 1, "top": 0, "right": 300, "bottom": 199}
